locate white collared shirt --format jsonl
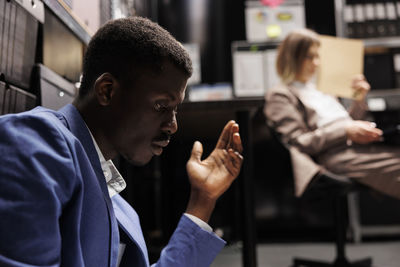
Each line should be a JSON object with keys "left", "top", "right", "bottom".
{"left": 87, "top": 131, "right": 214, "bottom": 265}
{"left": 89, "top": 134, "right": 126, "bottom": 197}
{"left": 292, "top": 81, "right": 350, "bottom": 127}
{"left": 87, "top": 130, "right": 213, "bottom": 232}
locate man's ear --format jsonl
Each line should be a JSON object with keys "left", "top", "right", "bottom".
{"left": 93, "top": 73, "right": 118, "bottom": 106}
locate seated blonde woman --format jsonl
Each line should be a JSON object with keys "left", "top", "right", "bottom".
{"left": 264, "top": 28, "right": 400, "bottom": 199}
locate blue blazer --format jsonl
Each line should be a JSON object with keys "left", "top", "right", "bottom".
{"left": 0, "top": 104, "right": 225, "bottom": 267}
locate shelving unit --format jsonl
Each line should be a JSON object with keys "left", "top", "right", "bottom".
{"left": 335, "top": 0, "right": 400, "bottom": 90}
{"left": 0, "top": 0, "right": 99, "bottom": 114}
{"left": 42, "top": 0, "right": 92, "bottom": 45}
{"left": 334, "top": 0, "right": 400, "bottom": 243}
{"left": 363, "top": 37, "right": 400, "bottom": 48}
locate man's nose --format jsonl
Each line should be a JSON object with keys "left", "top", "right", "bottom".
{"left": 162, "top": 113, "right": 178, "bottom": 135}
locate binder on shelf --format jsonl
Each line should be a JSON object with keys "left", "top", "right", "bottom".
{"left": 375, "top": 0, "right": 389, "bottom": 37}
{"left": 344, "top": 0, "right": 357, "bottom": 38}
{"left": 30, "top": 64, "right": 77, "bottom": 111}
{"left": 0, "top": 82, "right": 5, "bottom": 115}
{"left": 363, "top": 0, "right": 378, "bottom": 38}
{"left": 396, "top": 0, "right": 400, "bottom": 37}
{"left": 0, "top": 0, "right": 44, "bottom": 90}
{"left": 0, "top": 80, "right": 36, "bottom": 115}
{"left": 353, "top": 0, "right": 366, "bottom": 38}
{"left": 385, "top": 0, "right": 398, "bottom": 37}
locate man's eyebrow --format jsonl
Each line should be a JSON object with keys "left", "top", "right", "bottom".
{"left": 157, "top": 92, "right": 176, "bottom": 102}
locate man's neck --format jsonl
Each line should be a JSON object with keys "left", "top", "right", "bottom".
{"left": 73, "top": 100, "right": 117, "bottom": 161}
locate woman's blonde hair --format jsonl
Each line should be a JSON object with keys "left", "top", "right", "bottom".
{"left": 276, "top": 28, "right": 320, "bottom": 84}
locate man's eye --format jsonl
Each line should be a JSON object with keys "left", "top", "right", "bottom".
{"left": 154, "top": 102, "right": 169, "bottom": 112}
{"left": 154, "top": 102, "right": 178, "bottom": 115}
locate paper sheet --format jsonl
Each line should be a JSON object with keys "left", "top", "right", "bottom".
{"left": 233, "top": 51, "right": 266, "bottom": 96}
{"left": 317, "top": 35, "right": 364, "bottom": 99}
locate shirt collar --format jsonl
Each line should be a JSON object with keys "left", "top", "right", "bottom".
{"left": 291, "top": 81, "right": 305, "bottom": 88}
{"left": 87, "top": 128, "right": 126, "bottom": 197}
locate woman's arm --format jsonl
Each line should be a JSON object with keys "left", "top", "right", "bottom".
{"left": 265, "top": 89, "right": 349, "bottom": 156}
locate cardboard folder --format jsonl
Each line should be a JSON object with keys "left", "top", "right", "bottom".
{"left": 317, "top": 35, "right": 364, "bottom": 99}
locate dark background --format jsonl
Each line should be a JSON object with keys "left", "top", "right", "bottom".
{"left": 4, "top": 0, "right": 400, "bottom": 259}
{"left": 116, "top": 0, "right": 400, "bottom": 263}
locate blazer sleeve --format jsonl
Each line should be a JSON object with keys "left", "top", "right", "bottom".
{"left": 151, "top": 215, "right": 225, "bottom": 267}
{"left": 265, "top": 89, "right": 349, "bottom": 156}
{"left": 348, "top": 99, "right": 369, "bottom": 120}
{"left": 0, "top": 114, "right": 79, "bottom": 266}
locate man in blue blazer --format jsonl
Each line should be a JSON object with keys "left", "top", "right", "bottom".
{"left": 0, "top": 17, "right": 243, "bottom": 266}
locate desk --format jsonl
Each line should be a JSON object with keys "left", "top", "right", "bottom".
{"left": 178, "top": 98, "right": 265, "bottom": 267}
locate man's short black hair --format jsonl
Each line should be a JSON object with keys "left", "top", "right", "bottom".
{"left": 79, "top": 16, "right": 193, "bottom": 97}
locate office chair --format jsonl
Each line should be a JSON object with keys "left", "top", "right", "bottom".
{"left": 292, "top": 172, "right": 372, "bottom": 267}
{"left": 264, "top": 125, "right": 372, "bottom": 267}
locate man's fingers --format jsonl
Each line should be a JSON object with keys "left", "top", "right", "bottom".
{"left": 232, "top": 132, "right": 243, "bottom": 154}
{"left": 229, "top": 149, "right": 243, "bottom": 166}
{"left": 227, "top": 123, "right": 234, "bottom": 149}
{"left": 216, "top": 121, "right": 235, "bottom": 149}
{"left": 190, "top": 141, "right": 203, "bottom": 162}
{"left": 226, "top": 149, "right": 243, "bottom": 177}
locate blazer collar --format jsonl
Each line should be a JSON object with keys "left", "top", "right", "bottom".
{"left": 286, "top": 82, "right": 302, "bottom": 99}
{"left": 58, "top": 104, "right": 108, "bottom": 195}
{"left": 285, "top": 83, "right": 319, "bottom": 130}
{"left": 58, "top": 104, "right": 120, "bottom": 267}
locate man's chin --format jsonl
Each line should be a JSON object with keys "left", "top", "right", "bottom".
{"left": 122, "top": 153, "right": 153, "bottom": 166}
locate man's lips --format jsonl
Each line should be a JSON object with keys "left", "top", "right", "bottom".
{"left": 151, "top": 139, "right": 170, "bottom": 156}
{"left": 152, "top": 139, "right": 170, "bottom": 147}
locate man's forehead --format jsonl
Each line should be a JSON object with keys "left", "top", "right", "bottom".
{"left": 129, "top": 61, "right": 188, "bottom": 100}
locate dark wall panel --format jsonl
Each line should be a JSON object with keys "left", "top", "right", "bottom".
{"left": 158, "top": 0, "right": 246, "bottom": 84}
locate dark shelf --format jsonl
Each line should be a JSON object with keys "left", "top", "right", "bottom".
{"left": 42, "top": 0, "right": 91, "bottom": 44}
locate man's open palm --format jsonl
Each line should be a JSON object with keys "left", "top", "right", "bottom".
{"left": 185, "top": 121, "right": 243, "bottom": 222}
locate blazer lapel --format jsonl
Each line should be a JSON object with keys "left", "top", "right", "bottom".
{"left": 287, "top": 85, "right": 319, "bottom": 130}
{"left": 58, "top": 104, "right": 120, "bottom": 267}
{"left": 112, "top": 194, "right": 149, "bottom": 266}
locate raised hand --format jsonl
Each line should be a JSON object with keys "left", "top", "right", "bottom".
{"left": 185, "top": 120, "right": 243, "bottom": 222}
{"left": 351, "top": 74, "right": 370, "bottom": 101}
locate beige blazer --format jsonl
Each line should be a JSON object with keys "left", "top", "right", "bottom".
{"left": 264, "top": 83, "right": 366, "bottom": 197}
